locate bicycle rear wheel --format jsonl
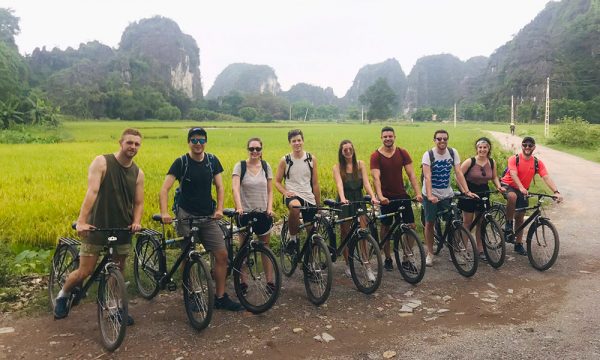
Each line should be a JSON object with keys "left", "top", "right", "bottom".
{"left": 433, "top": 218, "right": 444, "bottom": 255}
{"left": 279, "top": 218, "right": 298, "bottom": 277}
{"left": 233, "top": 245, "right": 281, "bottom": 314}
{"left": 97, "top": 267, "right": 127, "bottom": 352}
{"left": 49, "top": 243, "right": 79, "bottom": 309}
{"left": 481, "top": 217, "right": 505, "bottom": 268}
{"left": 527, "top": 218, "right": 559, "bottom": 271}
{"left": 489, "top": 204, "right": 507, "bottom": 230}
{"left": 133, "top": 235, "right": 162, "bottom": 300}
{"left": 348, "top": 232, "right": 382, "bottom": 294}
{"left": 317, "top": 217, "right": 337, "bottom": 262}
{"left": 393, "top": 228, "right": 426, "bottom": 284}
{"left": 183, "top": 255, "right": 214, "bottom": 331}
{"left": 448, "top": 225, "right": 478, "bottom": 277}
{"left": 303, "top": 236, "right": 333, "bottom": 305}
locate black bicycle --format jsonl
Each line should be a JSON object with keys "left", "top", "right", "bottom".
{"left": 280, "top": 206, "right": 335, "bottom": 305}
{"left": 49, "top": 225, "right": 132, "bottom": 351}
{"left": 424, "top": 195, "right": 479, "bottom": 277}
{"left": 491, "top": 192, "right": 560, "bottom": 271}
{"left": 133, "top": 216, "right": 214, "bottom": 331}
{"left": 366, "top": 198, "right": 426, "bottom": 284}
{"left": 215, "top": 209, "right": 281, "bottom": 314}
{"left": 320, "top": 198, "right": 383, "bottom": 294}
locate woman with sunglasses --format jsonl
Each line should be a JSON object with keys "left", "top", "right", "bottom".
{"left": 457, "top": 137, "right": 505, "bottom": 261}
{"left": 232, "top": 137, "right": 275, "bottom": 291}
{"left": 333, "top": 139, "right": 379, "bottom": 278}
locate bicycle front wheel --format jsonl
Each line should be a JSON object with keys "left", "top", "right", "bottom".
{"left": 448, "top": 225, "right": 478, "bottom": 277}
{"left": 302, "top": 236, "right": 333, "bottom": 305}
{"left": 133, "top": 235, "right": 162, "bottom": 300}
{"left": 183, "top": 255, "right": 214, "bottom": 331}
{"left": 49, "top": 243, "right": 79, "bottom": 310}
{"left": 481, "top": 217, "right": 505, "bottom": 269}
{"left": 233, "top": 245, "right": 281, "bottom": 314}
{"left": 317, "top": 217, "right": 337, "bottom": 262}
{"left": 527, "top": 218, "right": 559, "bottom": 271}
{"left": 433, "top": 218, "right": 444, "bottom": 255}
{"left": 280, "top": 218, "right": 298, "bottom": 277}
{"left": 348, "top": 233, "right": 382, "bottom": 294}
{"left": 97, "top": 267, "right": 127, "bottom": 352}
{"left": 489, "top": 204, "right": 507, "bottom": 230}
{"left": 393, "top": 228, "right": 426, "bottom": 284}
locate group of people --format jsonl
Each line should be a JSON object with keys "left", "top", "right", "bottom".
{"left": 53, "top": 125, "right": 563, "bottom": 322}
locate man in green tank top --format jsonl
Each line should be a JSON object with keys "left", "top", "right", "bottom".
{"left": 54, "top": 128, "right": 145, "bottom": 323}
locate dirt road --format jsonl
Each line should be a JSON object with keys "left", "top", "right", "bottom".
{"left": 1, "top": 131, "right": 599, "bottom": 359}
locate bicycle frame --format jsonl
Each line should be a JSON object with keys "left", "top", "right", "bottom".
{"left": 368, "top": 200, "right": 414, "bottom": 249}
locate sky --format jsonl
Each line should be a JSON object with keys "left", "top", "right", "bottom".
{"left": 2, "top": 0, "right": 553, "bottom": 97}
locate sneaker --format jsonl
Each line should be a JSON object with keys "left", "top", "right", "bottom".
{"left": 54, "top": 296, "right": 70, "bottom": 319}
{"left": 117, "top": 309, "right": 134, "bottom": 326}
{"left": 215, "top": 293, "right": 244, "bottom": 312}
{"left": 366, "top": 267, "right": 376, "bottom": 282}
{"left": 401, "top": 261, "right": 418, "bottom": 273}
{"left": 504, "top": 223, "right": 515, "bottom": 244}
{"left": 239, "top": 282, "right": 248, "bottom": 296}
{"left": 425, "top": 253, "right": 434, "bottom": 267}
{"left": 479, "top": 252, "right": 488, "bottom": 262}
{"left": 384, "top": 258, "right": 393, "bottom": 271}
{"left": 514, "top": 243, "right": 527, "bottom": 256}
{"left": 285, "top": 239, "right": 298, "bottom": 255}
{"left": 344, "top": 266, "right": 352, "bottom": 278}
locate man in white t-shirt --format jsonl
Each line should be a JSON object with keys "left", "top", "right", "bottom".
{"left": 421, "top": 129, "right": 476, "bottom": 267}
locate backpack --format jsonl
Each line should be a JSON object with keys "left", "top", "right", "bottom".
{"left": 420, "top": 148, "right": 455, "bottom": 183}
{"left": 284, "top": 152, "right": 314, "bottom": 190}
{"left": 172, "top": 153, "right": 216, "bottom": 214}
{"left": 502, "top": 154, "right": 538, "bottom": 179}
{"left": 464, "top": 157, "right": 495, "bottom": 177}
{"left": 240, "top": 160, "right": 269, "bottom": 181}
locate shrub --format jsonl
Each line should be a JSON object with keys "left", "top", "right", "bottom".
{"left": 157, "top": 105, "right": 182, "bottom": 121}
{"left": 0, "top": 241, "right": 13, "bottom": 286}
{"left": 239, "top": 107, "right": 258, "bottom": 122}
{"left": 552, "top": 116, "right": 599, "bottom": 148}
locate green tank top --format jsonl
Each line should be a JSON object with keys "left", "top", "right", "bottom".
{"left": 87, "top": 154, "right": 139, "bottom": 245}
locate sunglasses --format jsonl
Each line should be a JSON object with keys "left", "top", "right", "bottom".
{"left": 481, "top": 166, "right": 486, "bottom": 177}
{"left": 190, "top": 138, "right": 207, "bottom": 145}
{"left": 522, "top": 143, "right": 534, "bottom": 148}
{"left": 248, "top": 147, "right": 262, "bottom": 152}
{"left": 435, "top": 137, "right": 448, "bottom": 142}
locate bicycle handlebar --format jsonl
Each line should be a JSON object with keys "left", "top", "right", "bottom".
{"left": 526, "top": 192, "right": 558, "bottom": 200}
{"left": 71, "top": 222, "right": 137, "bottom": 232}
{"left": 292, "top": 205, "right": 341, "bottom": 213}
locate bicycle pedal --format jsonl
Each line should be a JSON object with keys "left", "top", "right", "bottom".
{"left": 167, "top": 282, "right": 177, "bottom": 291}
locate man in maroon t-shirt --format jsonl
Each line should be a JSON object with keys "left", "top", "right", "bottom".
{"left": 370, "top": 126, "right": 422, "bottom": 271}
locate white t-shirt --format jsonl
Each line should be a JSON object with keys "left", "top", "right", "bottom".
{"left": 421, "top": 147, "right": 461, "bottom": 199}
{"left": 282, "top": 152, "right": 316, "bottom": 205}
{"left": 232, "top": 161, "right": 273, "bottom": 211}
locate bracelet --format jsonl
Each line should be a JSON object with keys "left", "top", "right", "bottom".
{"left": 554, "top": 190, "right": 560, "bottom": 194}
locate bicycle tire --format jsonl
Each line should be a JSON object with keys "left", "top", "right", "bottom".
{"left": 183, "top": 255, "right": 214, "bottom": 331}
{"left": 49, "top": 243, "right": 79, "bottom": 309}
{"left": 527, "top": 218, "right": 560, "bottom": 271}
{"left": 348, "top": 232, "right": 382, "bottom": 294}
{"left": 448, "top": 225, "right": 478, "bottom": 277}
{"left": 97, "top": 266, "right": 127, "bottom": 351}
{"left": 233, "top": 245, "right": 281, "bottom": 314}
{"left": 279, "top": 218, "right": 298, "bottom": 277}
{"left": 433, "top": 218, "right": 444, "bottom": 255}
{"left": 489, "top": 204, "right": 507, "bottom": 230}
{"left": 393, "top": 228, "right": 426, "bottom": 284}
{"left": 481, "top": 217, "right": 506, "bottom": 269}
{"left": 133, "top": 235, "right": 163, "bottom": 300}
{"left": 317, "top": 217, "right": 337, "bottom": 262}
{"left": 302, "top": 236, "right": 333, "bottom": 305}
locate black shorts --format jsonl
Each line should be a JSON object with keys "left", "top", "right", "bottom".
{"left": 285, "top": 196, "right": 317, "bottom": 223}
{"left": 501, "top": 183, "right": 529, "bottom": 211}
{"left": 380, "top": 197, "right": 415, "bottom": 226}
{"left": 237, "top": 211, "right": 273, "bottom": 236}
{"left": 458, "top": 183, "right": 490, "bottom": 213}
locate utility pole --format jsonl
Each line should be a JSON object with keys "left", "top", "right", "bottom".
{"left": 289, "top": 105, "right": 292, "bottom": 121}
{"left": 361, "top": 106, "right": 364, "bottom": 124}
{"left": 545, "top": 77, "right": 550, "bottom": 137}
{"left": 304, "top": 108, "right": 308, "bottom": 122}
{"left": 453, "top": 103, "right": 457, "bottom": 128}
{"left": 511, "top": 95, "right": 514, "bottom": 125}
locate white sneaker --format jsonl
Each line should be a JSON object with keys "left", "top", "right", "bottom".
{"left": 366, "top": 267, "right": 376, "bottom": 282}
{"left": 344, "top": 266, "right": 352, "bottom": 278}
{"left": 426, "top": 253, "right": 434, "bottom": 267}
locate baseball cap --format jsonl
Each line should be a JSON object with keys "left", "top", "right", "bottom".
{"left": 522, "top": 136, "right": 535, "bottom": 145}
{"left": 187, "top": 127, "right": 207, "bottom": 141}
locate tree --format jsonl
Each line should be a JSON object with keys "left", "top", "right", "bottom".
{"left": 0, "top": 8, "right": 20, "bottom": 47}
{"left": 359, "top": 77, "right": 398, "bottom": 122}
{"left": 239, "top": 106, "right": 258, "bottom": 121}
{"left": 412, "top": 107, "right": 434, "bottom": 121}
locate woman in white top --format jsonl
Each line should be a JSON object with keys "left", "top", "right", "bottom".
{"left": 232, "top": 137, "right": 275, "bottom": 291}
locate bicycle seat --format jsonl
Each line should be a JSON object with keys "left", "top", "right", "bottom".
{"left": 223, "top": 208, "right": 237, "bottom": 217}
{"left": 324, "top": 199, "right": 338, "bottom": 207}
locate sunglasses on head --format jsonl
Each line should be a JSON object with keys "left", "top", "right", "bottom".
{"left": 522, "top": 143, "right": 534, "bottom": 148}
{"left": 435, "top": 137, "right": 448, "bottom": 142}
{"left": 190, "top": 138, "right": 207, "bottom": 145}
{"left": 248, "top": 147, "right": 262, "bottom": 152}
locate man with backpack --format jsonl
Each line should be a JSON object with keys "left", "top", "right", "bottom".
{"left": 159, "top": 127, "right": 243, "bottom": 311}
{"left": 370, "top": 126, "right": 422, "bottom": 271}
{"left": 422, "top": 129, "right": 476, "bottom": 267}
{"left": 275, "top": 129, "right": 321, "bottom": 255}
{"left": 500, "top": 136, "right": 563, "bottom": 256}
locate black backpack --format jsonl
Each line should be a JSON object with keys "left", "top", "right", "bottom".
{"left": 240, "top": 160, "right": 269, "bottom": 181}
{"left": 284, "top": 152, "right": 314, "bottom": 190}
{"left": 172, "top": 153, "right": 216, "bottom": 214}
{"left": 420, "top": 148, "right": 455, "bottom": 183}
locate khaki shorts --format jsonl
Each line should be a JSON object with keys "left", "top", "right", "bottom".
{"left": 176, "top": 207, "right": 225, "bottom": 252}
{"left": 80, "top": 242, "right": 131, "bottom": 257}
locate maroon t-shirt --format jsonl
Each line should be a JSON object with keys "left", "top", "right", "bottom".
{"left": 370, "top": 147, "right": 412, "bottom": 198}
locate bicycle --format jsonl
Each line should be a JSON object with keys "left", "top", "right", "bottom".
{"left": 215, "top": 209, "right": 281, "bottom": 314}
{"left": 366, "top": 198, "right": 427, "bottom": 284}
{"left": 320, "top": 198, "right": 383, "bottom": 294}
{"left": 493, "top": 192, "right": 560, "bottom": 271}
{"left": 133, "top": 215, "right": 214, "bottom": 331}
{"left": 280, "top": 205, "right": 335, "bottom": 305}
{"left": 423, "top": 195, "right": 479, "bottom": 277}
{"left": 49, "top": 225, "right": 133, "bottom": 351}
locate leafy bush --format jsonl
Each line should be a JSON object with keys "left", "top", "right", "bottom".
{"left": 551, "top": 116, "right": 599, "bottom": 148}
{"left": 13, "top": 249, "right": 52, "bottom": 275}
{"left": 239, "top": 106, "right": 258, "bottom": 121}
{"left": 0, "top": 241, "right": 13, "bottom": 286}
{"left": 188, "top": 108, "right": 218, "bottom": 121}
{"left": 157, "top": 105, "right": 182, "bottom": 121}
{"left": 0, "top": 128, "right": 61, "bottom": 144}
